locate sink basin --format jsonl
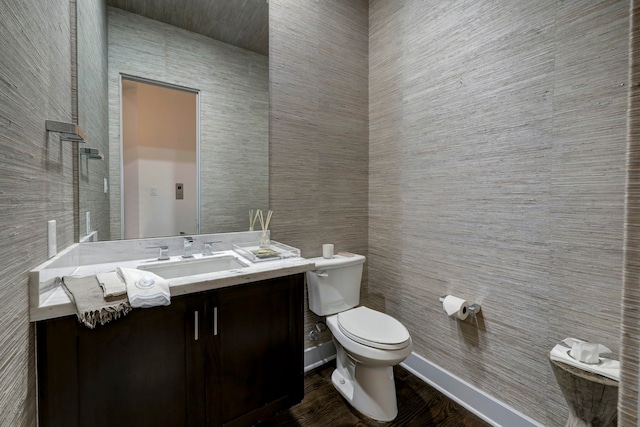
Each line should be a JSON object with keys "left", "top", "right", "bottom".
{"left": 138, "top": 255, "right": 248, "bottom": 279}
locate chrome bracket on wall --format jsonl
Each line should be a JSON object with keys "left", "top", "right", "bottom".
{"left": 79, "top": 147, "right": 103, "bottom": 160}
{"left": 45, "top": 120, "right": 87, "bottom": 142}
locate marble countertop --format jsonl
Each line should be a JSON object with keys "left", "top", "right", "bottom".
{"left": 29, "top": 233, "right": 316, "bottom": 322}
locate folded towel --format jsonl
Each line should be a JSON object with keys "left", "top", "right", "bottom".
{"left": 62, "top": 275, "right": 132, "bottom": 328}
{"left": 550, "top": 337, "right": 619, "bottom": 381}
{"left": 117, "top": 267, "right": 171, "bottom": 309}
{"left": 96, "top": 271, "right": 127, "bottom": 300}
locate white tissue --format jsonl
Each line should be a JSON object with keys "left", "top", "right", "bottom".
{"left": 550, "top": 337, "right": 619, "bottom": 381}
{"left": 442, "top": 295, "right": 469, "bottom": 320}
{"left": 570, "top": 342, "right": 605, "bottom": 364}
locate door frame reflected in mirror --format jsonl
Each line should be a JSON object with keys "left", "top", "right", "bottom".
{"left": 119, "top": 75, "right": 201, "bottom": 239}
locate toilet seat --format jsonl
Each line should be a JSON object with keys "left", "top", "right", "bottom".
{"left": 337, "top": 306, "right": 410, "bottom": 351}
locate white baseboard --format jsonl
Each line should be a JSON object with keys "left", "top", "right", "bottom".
{"left": 304, "top": 341, "right": 336, "bottom": 372}
{"left": 79, "top": 230, "right": 98, "bottom": 243}
{"left": 304, "top": 345, "right": 542, "bottom": 427}
{"left": 401, "top": 352, "right": 544, "bottom": 427}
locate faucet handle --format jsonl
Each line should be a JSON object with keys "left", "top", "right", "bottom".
{"left": 146, "top": 245, "right": 169, "bottom": 261}
{"left": 203, "top": 240, "right": 223, "bottom": 256}
{"left": 183, "top": 237, "right": 194, "bottom": 258}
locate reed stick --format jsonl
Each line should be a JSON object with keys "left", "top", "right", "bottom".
{"left": 251, "top": 209, "right": 261, "bottom": 231}
{"left": 265, "top": 210, "right": 273, "bottom": 231}
{"left": 258, "top": 209, "right": 264, "bottom": 231}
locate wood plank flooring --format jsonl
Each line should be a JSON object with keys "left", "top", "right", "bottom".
{"left": 264, "top": 362, "right": 492, "bottom": 426}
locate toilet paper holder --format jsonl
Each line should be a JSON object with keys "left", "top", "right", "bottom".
{"left": 439, "top": 295, "right": 481, "bottom": 316}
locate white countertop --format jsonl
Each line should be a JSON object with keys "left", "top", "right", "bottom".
{"left": 29, "top": 233, "right": 315, "bottom": 322}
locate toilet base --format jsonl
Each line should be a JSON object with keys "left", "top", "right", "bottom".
{"left": 331, "top": 344, "right": 399, "bottom": 422}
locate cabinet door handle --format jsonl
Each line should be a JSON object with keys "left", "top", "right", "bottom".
{"left": 213, "top": 306, "right": 218, "bottom": 336}
{"left": 194, "top": 310, "right": 199, "bottom": 341}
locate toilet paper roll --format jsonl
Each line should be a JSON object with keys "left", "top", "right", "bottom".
{"left": 322, "top": 244, "right": 334, "bottom": 259}
{"left": 442, "top": 295, "right": 469, "bottom": 320}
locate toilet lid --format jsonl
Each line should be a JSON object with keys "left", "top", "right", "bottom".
{"left": 337, "top": 306, "right": 410, "bottom": 350}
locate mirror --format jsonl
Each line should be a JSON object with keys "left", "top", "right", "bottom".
{"left": 121, "top": 77, "right": 199, "bottom": 239}
{"left": 77, "top": 0, "right": 269, "bottom": 242}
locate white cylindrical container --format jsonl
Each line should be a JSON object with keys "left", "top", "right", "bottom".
{"left": 323, "top": 244, "right": 334, "bottom": 259}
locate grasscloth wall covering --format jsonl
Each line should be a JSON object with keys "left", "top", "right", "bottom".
{"left": 77, "top": 0, "right": 109, "bottom": 241}
{"left": 108, "top": 7, "right": 268, "bottom": 240}
{"left": 621, "top": 1, "right": 640, "bottom": 424}
{"left": 0, "top": 1, "right": 635, "bottom": 425}
{"left": 0, "top": 0, "right": 74, "bottom": 425}
{"left": 268, "top": 0, "right": 369, "bottom": 345}
{"left": 369, "top": 1, "right": 628, "bottom": 426}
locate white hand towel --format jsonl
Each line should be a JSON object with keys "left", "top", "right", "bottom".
{"left": 96, "top": 271, "right": 127, "bottom": 299}
{"left": 117, "top": 267, "right": 171, "bottom": 309}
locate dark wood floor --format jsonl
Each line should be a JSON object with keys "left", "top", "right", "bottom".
{"left": 263, "top": 362, "right": 492, "bottom": 427}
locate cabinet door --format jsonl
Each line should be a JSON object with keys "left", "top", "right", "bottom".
{"left": 37, "top": 295, "right": 206, "bottom": 427}
{"left": 207, "top": 275, "right": 304, "bottom": 426}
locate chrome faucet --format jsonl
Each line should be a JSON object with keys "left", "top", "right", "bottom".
{"left": 183, "top": 237, "right": 194, "bottom": 258}
{"left": 146, "top": 245, "right": 169, "bottom": 261}
{"left": 203, "top": 240, "right": 223, "bottom": 256}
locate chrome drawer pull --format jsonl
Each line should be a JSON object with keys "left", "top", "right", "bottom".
{"left": 194, "top": 311, "right": 199, "bottom": 341}
{"left": 213, "top": 307, "right": 218, "bottom": 336}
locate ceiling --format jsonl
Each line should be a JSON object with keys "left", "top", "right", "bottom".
{"left": 106, "top": 0, "right": 269, "bottom": 56}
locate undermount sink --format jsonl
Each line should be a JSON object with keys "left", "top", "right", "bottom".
{"left": 138, "top": 255, "right": 248, "bottom": 279}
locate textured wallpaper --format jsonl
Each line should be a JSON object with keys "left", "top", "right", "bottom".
{"left": 77, "top": 0, "right": 109, "bottom": 242}
{"left": 369, "top": 1, "right": 628, "bottom": 425}
{"left": 269, "top": 0, "right": 370, "bottom": 346}
{"left": 0, "top": 2, "right": 634, "bottom": 426}
{"left": 621, "top": 3, "right": 640, "bottom": 425}
{"left": 0, "top": 0, "right": 75, "bottom": 425}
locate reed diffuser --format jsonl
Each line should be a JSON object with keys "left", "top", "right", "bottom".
{"left": 257, "top": 209, "right": 273, "bottom": 248}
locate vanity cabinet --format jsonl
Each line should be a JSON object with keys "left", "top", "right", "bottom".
{"left": 36, "top": 274, "right": 304, "bottom": 427}
{"left": 206, "top": 275, "right": 304, "bottom": 426}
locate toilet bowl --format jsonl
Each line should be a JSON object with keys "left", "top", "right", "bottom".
{"left": 306, "top": 254, "right": 413, "bottom": 421}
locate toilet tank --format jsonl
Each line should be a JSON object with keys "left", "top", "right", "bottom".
{"left": 306, "top": 253, "right": 366, "bottom": 316}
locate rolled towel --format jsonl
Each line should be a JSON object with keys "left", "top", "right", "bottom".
{"left": 117, "top": 267, "right": 171, "bottom": 309}
{"left": 96, "top": 271, "right": 127, "bottom": 300}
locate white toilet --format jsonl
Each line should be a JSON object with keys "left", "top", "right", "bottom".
{"left": 306, "top": 253, "right": 413, "bottom": 421}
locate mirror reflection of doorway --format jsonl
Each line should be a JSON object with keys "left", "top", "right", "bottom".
{"left": 121, "top": 77, "right": 199, "bottom": 239}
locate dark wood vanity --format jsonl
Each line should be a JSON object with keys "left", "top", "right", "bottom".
{"left": 36, "top": 274, "right": 304, "bottom": 427}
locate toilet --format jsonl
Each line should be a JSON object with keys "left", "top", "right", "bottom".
{"left": 306, "top": 253, "right": 413, "bottom": 421}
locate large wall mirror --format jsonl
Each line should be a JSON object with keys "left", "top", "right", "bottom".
{"left": 77, "top": 0, "right": 269, "bottom": 242}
